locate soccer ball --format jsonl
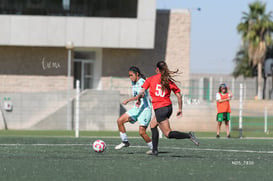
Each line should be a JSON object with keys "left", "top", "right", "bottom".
{"left": 92, "top": 140, "right": 106, "bottom": 153}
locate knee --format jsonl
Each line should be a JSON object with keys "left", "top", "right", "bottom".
{"left": 139, "top": 128, "right": 146, "bottom": 137}
{"left": 165, "top": 131, "right": 170, "bottom": 138}
{"left": 117, "top": 117, "right": 123, "bottom": 125}
{"left": 139, "top": 131, "right": 144, "bottom": 137}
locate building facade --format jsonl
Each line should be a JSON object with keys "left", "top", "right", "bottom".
{"left": 0, "top": 0, "right": 191, "bottom": 130}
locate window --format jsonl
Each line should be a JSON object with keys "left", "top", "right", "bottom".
{"left": 0, "top": 0, "right": 138, "bottom": 18}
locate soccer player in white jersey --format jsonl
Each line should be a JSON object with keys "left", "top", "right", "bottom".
{"left": 115, "top": 66, "right": 153, "bottom": 151}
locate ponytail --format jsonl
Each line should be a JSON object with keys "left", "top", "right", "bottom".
{"left": 156, "top": 61, "right": 179, "bottom": 91}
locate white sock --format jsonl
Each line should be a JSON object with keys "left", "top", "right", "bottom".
{"left": 120, "top": 132, "right": 128, "bottom": 142}
{"left": 147, "top": 141, "right": 153, "bottom": 150}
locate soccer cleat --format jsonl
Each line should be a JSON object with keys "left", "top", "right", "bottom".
{"left": 115, "top": 141, "right": 130, "bottom": 150}
{"left": 152, "top": 150, "right": 158, "bottom": 156}
{"left": 189, "top": 131, "right": 199, "bottom": 146}
{"left": 227, "top": 134, "right": 231, "bottom": 139}
{"left": 146, "top": 150, "right": 158, "bottom": 156}
{"left": 216, "top": 135, "right": 220, "bottom": 138}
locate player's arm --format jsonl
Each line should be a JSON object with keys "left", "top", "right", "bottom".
{"left": 175, "top": 92, "right": 183, "bottom": 117}
{"left": 216, "top": 93, "right": 230, "bottom": 103}
{"left": 136, "top": 88, "right": 145, "bottom": 100}
{"left": 122, "top": 91, "right": 145, "bottom": 105}
{"left": 227, "top": 86, "right": 233, "bottom": 99}
{"left": 136, "top": 79, "right": 149, "bottom": 105}
{"left": 122, "top": 96, "right": 139, "bottom": 105}
{"left": 170, "top": 81, "right": 182, "bottom": 117}
{"left": 135, "top": 88, "right": 145, "bottom": 106}
{"left": 218, "top": 98, "right": 231, "bottom": 102}
{"left": 217, "top": 95, "right": 231, "bottom": 103}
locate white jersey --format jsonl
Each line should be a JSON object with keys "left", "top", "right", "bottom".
{"left": 131, "top": 78, "right": 151, "bottom": 109}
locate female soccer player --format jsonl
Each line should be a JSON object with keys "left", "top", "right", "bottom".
{"left": 137, "top": 61, "right": 199, "bottom": 156}
{"left": 216, "top": 83, "right": 232, "bottom": 138}
{"left": 115, "top": 66, "right": 153, "bottom": 151}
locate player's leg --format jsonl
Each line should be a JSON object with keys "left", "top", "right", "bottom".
{"left": 225, "top": 112, "right": 231, "bottom": 138}
{"left": 216, "top": 113, "right": 223, "bottom": 138}
{"left": 139, "top": 126, "right": 152, "bottom": 149}
{"left": 115, "top": 113, "right": 132, "bottom": 149}
{"left": 150, "top": 117, "right": 159, "bottom": 155}
{"left": 158, "top": 119, "right": 199, "bottom": 145}
{"left": 216, "top": 122, "right": 222, "bottom": 138}
{"left": 158, "top": 119, "right": 171, "bottom": 137}
{"left": 138, "top": 108, "right": 153, "bottom": 150}
{"left": 156, "top": 105, "right": 198, "bottom": 144}
{"left": 117, "top": 113, "right": 130, "bottom": 133}
{"left": 225, "top": 121, "right": 230, "bottom": 138}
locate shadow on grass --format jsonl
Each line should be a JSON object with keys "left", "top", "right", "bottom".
{"left": 124, "top": 151, "right": 204, "bottom": 159}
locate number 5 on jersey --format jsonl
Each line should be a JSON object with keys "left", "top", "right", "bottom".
{"left": 155, "top": 84, "right": 165, "bottom": 97}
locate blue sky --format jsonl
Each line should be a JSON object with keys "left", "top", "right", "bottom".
{"left": 156, "top": 0, "right": 273, "bottom": 74}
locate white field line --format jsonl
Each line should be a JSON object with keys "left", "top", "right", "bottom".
{"left": 0, "top": 143, "right": 273, "bottom": 154}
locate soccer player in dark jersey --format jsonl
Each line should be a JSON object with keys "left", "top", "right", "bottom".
{"left": 137, "top": 61, "right": 199, "bottom": 156}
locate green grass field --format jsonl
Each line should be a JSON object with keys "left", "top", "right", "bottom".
{"left": 0, "top": 131, "right": 272, "bottom": 181}
{"left": 230, "top": 116, "right": 273, "bottom": 137}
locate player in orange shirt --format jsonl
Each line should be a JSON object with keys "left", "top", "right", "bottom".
{"left": 137, "top": 61, "right": 199, "bottom": 156}
{"left": 216, "top": 83, "right": 232, "bottom": 138}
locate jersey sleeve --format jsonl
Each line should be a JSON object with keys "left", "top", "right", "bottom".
{"left": 142, "top": 77, "right": 150, "bottom": 90}
{"left": 169, "top": 81, "right": 180, "bottom": 94}
{"left": 216, "top": 93, "right": 221, "bottom": 101}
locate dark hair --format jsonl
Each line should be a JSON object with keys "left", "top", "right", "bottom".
{"left": 156, "top": 61, "right": 179, "bottom": 91}
{"left": 129, "top": 66, "right": 146, "bottom": 79}
{"left": 218, "top": 83, "right": 227, "bottom": 93}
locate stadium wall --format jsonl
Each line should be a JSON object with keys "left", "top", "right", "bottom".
{"left": 0, "top": 10, "right": 191, "bottom": 92}
{"left": 0, "top": 90, "right": 120, "bottom": 130}
{"left": 0, "top": 9, "right": 192, "bottom": 130}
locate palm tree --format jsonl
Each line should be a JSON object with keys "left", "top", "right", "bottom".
{"left": 237, "top": 1, "right": 273, "bottom": 99}
{"left": 233, "top": 47, "right": 255, "bottom": 78}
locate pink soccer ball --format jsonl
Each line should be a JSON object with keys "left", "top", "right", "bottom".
{"left": 92, "top": 140, "right": 106, "bottom": 153}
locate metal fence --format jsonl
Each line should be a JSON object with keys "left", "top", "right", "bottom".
{"left": 110, "top": 76, "right": 273, "bottom": 103}
{"left": 110, "top": 76, "right": 273, "bottom": 134}
{"left": 1, "top": 76, "right": 273, "bottom": 134}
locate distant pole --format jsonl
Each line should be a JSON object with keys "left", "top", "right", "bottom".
{"left": 264, "top": 107, "right": 268, "bottom": 134}
{"left": 199, "top": 77, "right": 203, "bottom": 101}
{"left": 232, "top": 78, "right": 235, "bottom": 99}
{"left": 209, "top": 77, "right": 213, "bottom": 102}
{"left": 65, "top": 41, "right": 74, "bottom": 130}
{"left": 229, "top": 117, "right": 232, "bottom": 133}
{"left": 75, "top": 80, "right": 80, "bottom": 138}
{"left": 239, "top": 84, "right": 243, "bottom": 138}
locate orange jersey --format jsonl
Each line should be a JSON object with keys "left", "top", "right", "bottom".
{"left": 216, "top": 93, "right": 231, "bottom": 113}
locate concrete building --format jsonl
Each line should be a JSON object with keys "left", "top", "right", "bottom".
{"left": 0, "top": 0, "right": 192, "bottom": 130}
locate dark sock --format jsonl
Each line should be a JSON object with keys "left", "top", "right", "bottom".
{"left": 168, "top": 131, "right": 190, "bottom": 139}
{"left": 151, "top": 127, "right": 159, "bottom": 151}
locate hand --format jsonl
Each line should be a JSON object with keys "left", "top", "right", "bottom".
{"left": 176, "top": 110, "right": 182, "bottom": 118}
{"left": 229, "top": 93, "right": 233, "bottom": 99}
{"left": 122, "top": 100, "right": 129, "bottom": 105}
{"left": 135, "top": 100, "right": 141, "bottom": 108}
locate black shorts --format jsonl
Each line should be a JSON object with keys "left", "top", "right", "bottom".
{"left": 154, "top": 105, "right": 173, "bottom": 123}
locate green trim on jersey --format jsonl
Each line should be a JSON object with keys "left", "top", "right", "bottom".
{"left": 132, "top": 78, "right": 151, "bottom": 109}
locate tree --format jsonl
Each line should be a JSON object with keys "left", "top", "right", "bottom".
{"left": 233, "top": 47, "right": 256, "bottom": 78}
{"left": 237, "top": 1, "right": 273, "bottom": 99}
